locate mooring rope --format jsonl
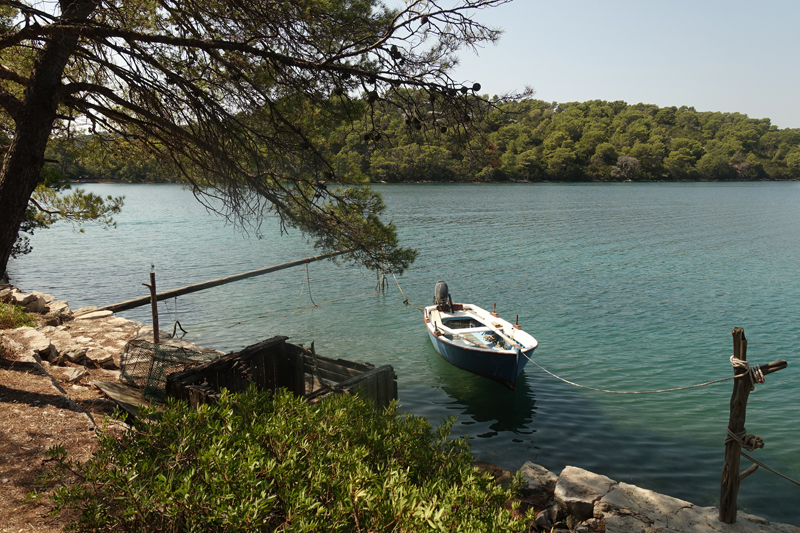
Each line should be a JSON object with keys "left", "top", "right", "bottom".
{"left": 161, "top": 296, "right": 188, "bottom": 337}
{"left": 391, "top": 272, "right": 424, "bottom": 311}
{"left": 294, "top": 269, "right": 309, "bottom": 313}
{"left": 305, "top": 261, "right": 318, "bottom": 307}
{"left": 522, "top": 353, "right": 763, "bottom": 394}
{"left": 740, "top": 451, "right": 800, "bottom": 488}
{"left": 726, "top": 428, "right": 800, "bottom": 488}
{"left": 729, "top": 355, "right": 764, "bottom": 391}
{"left": 725, "top": 427, "right": 763, "bottom": 452}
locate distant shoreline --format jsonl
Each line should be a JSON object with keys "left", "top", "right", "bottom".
{"left": 70, "top": 178, "right": 800, "bottom": 186}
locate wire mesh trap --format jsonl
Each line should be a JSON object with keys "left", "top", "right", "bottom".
{"left": 121, "top": 339, "right": 219, "bottom": 401}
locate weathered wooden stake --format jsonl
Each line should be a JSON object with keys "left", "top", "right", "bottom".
{"left": 142, "top": 271, "right": 159, "bottom": 344}
{"left": 719, "top": 327, "right": 749, "bottom": 523}
{"left": 719, "top": 327, "right": 788, "bottom": 523}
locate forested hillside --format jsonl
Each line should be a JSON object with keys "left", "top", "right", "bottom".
{"left": 51, "top": 98, "right": 800, "bottom": 183}
{"left": 326, "top": 97, "right": 800, "bottom": 182}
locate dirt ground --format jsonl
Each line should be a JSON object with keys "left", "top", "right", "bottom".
{"left": 0, "top": 348, "right": 121, "bottom": 533}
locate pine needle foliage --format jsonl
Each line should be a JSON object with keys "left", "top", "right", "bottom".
{"left": 47, "top": 388, "right": 531, "bottom": 532}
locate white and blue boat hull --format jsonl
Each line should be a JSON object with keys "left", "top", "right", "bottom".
{"left": 424, "top": 303, "right": 538, "bottom": 390}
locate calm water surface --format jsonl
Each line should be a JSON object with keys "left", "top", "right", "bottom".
{"left": 9, "top": 182, "right": 800, "bottom": 524}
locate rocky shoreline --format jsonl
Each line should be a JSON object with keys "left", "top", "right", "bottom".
{"left": 501, "top": 462, "right": 798, "bottom": 532}
{"left": 0, "top": 284, "right": 214, "bottom": 373}
{"left": 1, "top": 285, "right": 797, "bottom": 532}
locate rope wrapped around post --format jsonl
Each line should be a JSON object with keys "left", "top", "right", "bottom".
{"left": 729, "top": 355, "right": 765, "bottom": 391}
{"left": 724, "top": 427, "right": 763, "bottom": 452}
{"left": 719, "top": 327, "right": 788, "bottom": 524}
{"left": 724, "top": 351, "right": 769, "bottom": 453}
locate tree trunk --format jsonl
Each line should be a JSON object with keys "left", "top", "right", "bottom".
{"left": 0, "top": 0, "right": 99, "bottom": 278}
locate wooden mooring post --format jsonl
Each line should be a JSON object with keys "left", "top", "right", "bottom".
{"left": 719, "top": 327, "right": 787, "bottom": 523}
{"left": 142, "top": 270, "right": 159, "bottom": 344}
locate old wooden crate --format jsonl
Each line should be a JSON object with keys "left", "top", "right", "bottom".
{"left": 166, "top": 336, "right": 397, "bottom": 408}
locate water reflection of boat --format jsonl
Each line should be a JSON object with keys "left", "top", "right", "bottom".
{"left": 430, "top": 349, "right": 538, "bottom": 438}
{"left": 424, "top": 281, "right": 538, "bottom": 389}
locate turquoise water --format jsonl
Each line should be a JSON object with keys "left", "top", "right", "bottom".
{"left": 9, "top": 182, "right": 800, "bottom": 524}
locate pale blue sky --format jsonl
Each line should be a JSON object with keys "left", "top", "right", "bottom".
{"left": 446, "top": 0, "right": 800, "bottom": 129}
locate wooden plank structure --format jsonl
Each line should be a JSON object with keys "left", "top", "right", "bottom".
{"left": 719, "top": 327, "right": 787, "bottom": 523}
{"left": 166, "top": 336, "right": 397, "bottom": 408}
{"left": 93, "top": 380, "right": 151, "bottom": 420}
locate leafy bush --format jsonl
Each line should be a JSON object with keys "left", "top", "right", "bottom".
{"left": 47, "top": 388, "right": 531, "bottom": 532}
{"left": 0, "top": 302, "right": 38, "bottom": 329}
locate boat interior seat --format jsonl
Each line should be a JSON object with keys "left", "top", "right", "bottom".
{"left": 445, "top": 326, "right": 493, "bottom": 334}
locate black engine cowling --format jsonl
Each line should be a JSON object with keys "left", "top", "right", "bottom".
{"left": 434, "top": 281, "right": 449, "bottom": 305}
{"left": 434, "top": 281, "right": 453, "bottom": 312}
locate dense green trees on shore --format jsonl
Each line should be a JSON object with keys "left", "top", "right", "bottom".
{"left": 328, "top": 97, "right": 800, "bottom": 183}
{"left": 55, "top": 98, "right": 800, "bottom": 184}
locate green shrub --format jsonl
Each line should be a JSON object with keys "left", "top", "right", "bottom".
{"left": 0, "top": 302, "right": 38, "bottom": 329}
{"left": 47, "top": 388, "right": 531, "bottom": 532}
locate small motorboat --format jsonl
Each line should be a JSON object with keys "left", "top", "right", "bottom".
{"left": 423, "top": 281, "right": 538, "bottom": 390}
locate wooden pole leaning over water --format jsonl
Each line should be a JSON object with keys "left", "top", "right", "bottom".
{"left": 719, "top": 327, "right": 787, "bottom": 523}
{"left": 101, "top": 250, "right": 349, "bottom": 314}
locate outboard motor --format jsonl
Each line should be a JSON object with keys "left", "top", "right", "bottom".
{"left": 434, "top": 281, "right": 453, "bottom": 312}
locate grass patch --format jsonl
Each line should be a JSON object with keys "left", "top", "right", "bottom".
{"left": 43, "top": 387, "right": 533, "bottom": 532}
{"left": 0, "top": 302, "right": 38, "bottom": 329}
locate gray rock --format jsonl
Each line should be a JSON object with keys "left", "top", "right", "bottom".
{"left": 546, "top": 503, "right": 565, "bottom": 525}
{"left": 62, "top": 345, "right": 88, "bottom": 363}
{"left": 63, "top": 367, "right": 88, "bottom": 383}
{"left": 520, "top": 462, "right": 558, "bottom": 500}
{"left": 15, "top": 327, "right": 55, "bottom": 358}
{"left": 86, "top": 349, "right": 115, "bottom": 368}
{"left": 44, "top": 344, "right": 60, "bottom": 362}
{"left": 46, "top": 329, "right": 73, "bottom": 343}
{"left": 23, "top": 295, "right": 47, "bottom": 313}
{"left": 8, "top": 290, "right": 51, "bottom": 313}
{"left": 16, "top": 349, "right": 42, "bottom": 365}
{"left": 1, "top": 335, "right": 26, "bottom": 353}
{"left": 598, "top": 482, "right": 693, "bottom": 520}
{"left": 74, "top": 310, "right": 114, "bottom": 320}
{"left": 72, "top": 306, "right": 99, "bottom": 317}
{"left": 31, "top": 291, "right": 55, "bottom": 303}
{"left": 534, "top": 509, "right": 552, "bottom": 531}
{"left": 10, "top": 290, "right": 38, "bottom": 307}
{"left": 555, "top": 466, "right": 616, "bottom": 522}
{"left": 592, "top": 479, "right": 800, "bottom": 533}
{"left": 566, "top": 515, "right": 580, "bottom": 531}
{"left": 602, "top": 513, "right": 657, "bottom": 532}
{"left": 0, "top": 287, "right": 12, "bottom": 302}
{"left": 46, "top": 300, "right": 72, "bottom": 320}
{"left": 580, "top": 518, "right": 603, "bottom": 532}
